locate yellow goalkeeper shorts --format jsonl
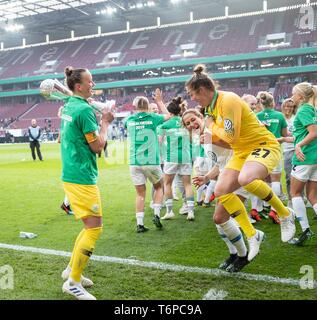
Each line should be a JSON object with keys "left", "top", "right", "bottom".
{"left": 63, "top": 182, "right": 102, "bottom": 220}
{"left": 225, "top": 141, "right": 281, "bottom": 174}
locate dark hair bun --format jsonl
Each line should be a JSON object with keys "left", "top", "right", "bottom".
{"left": 194, "top": 64, "right": 205, "bottom": 75}
{"left": 260, "top": 93, "right": 267, "bottom": 100}
{"left": 65, "top": 66, "right": 74, "bottom": 77}
{"left": 173, "top": 96, "right": 183, "bottom": 105}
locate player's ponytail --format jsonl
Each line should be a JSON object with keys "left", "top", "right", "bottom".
{"left": 257, "top": 91, "right": 274, "bottom": 108}
{"left": 64, "top": 66, "right": 87, "bottom": 92}
{"left": 167, "top": 96, "right": 187, "bottom": 116}
{"left": 186, "top": 64, "right": 217, "bottom": 94}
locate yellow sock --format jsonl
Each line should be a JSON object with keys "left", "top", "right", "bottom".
{"left": 70, "top": 227, "right": 103, "bottom": 282}
{"left": 243, "top": 180, "right": 289, "bottom": 218}
{"left": 69, "top": 229, "right": 85, "bottom": 269}
{"left": 218, "top": 193, "right": 256, "bottom": 238}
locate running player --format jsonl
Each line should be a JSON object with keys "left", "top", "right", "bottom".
{"left": 182, "top": 109, "right": 251, "bottom": 272}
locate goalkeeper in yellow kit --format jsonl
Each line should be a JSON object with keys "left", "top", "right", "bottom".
{"left": 186, "top": 64, "right": 296, "bottom": 263}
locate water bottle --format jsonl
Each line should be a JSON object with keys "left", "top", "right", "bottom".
{"left": 19, "top": 232, "right": 37, "bottom": 239}
{"left": 90, "top": 100, "right": 116, "bottom": 113}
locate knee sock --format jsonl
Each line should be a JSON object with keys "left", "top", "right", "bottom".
{"left": 197, "top": 185, "right": 206, "bottom": 202}
{"left": 218, "top": 219, "right": 247, "bottom": 257}
{"left": 69, "top": 228, "right": 86, "bottom": 269}
{"left": 204, "top": 180, "right": 217, "bottom": 203}
{"left": 218, "top": 193, "right": 256, "bottom": 238}
{"left": 165, "top": 198, "right": 173, "bottom": 213}
{"left": 70, "top": 227, "right": 102, "bottom": 283}
{"left": 136, "top": 212, "right": 144, "bottom": 226}
{"left": 153, "top": 203, "right": 161, "bottom": 217}
{"left": 292, "top": 197, "right": 310, "bottom": 232}
{"left": 215, "top": 224, "right": 237, "bottom": 255}
{"left": 186, "top": 197, "right": 195, "bottom": 212}
{"left": 243, "top": 180, "right": 289, "bottom": 218}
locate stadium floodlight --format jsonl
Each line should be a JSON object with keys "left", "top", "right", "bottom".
{"left": 147, "top": 1, "right": 155, "bottom": 6}
{"left": 171, "top": 0, "right": 187, "bottom": 4}
{"left": 225, "top": 6, "right": 229, "bottom": 17}
{"left": 100, "top": 7, "right": 117, "bottom": 15}
{"left": 136, "top": 3, "right": 143, "bottom": 9}
{"left": 263, "top": 0, "right": 268, "bottom": 11}
{"left": 4, "top": 23, "right": 24, "bottom": 32}
{"left": 0, "top": 42, "right": 3, "bottom": 50}
{"left": 190, "top": 11, "right": 193, "bottom": 22}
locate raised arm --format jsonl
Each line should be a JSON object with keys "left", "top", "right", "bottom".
{"left": 153, "top": 88, "right": 169, "bottom": 115}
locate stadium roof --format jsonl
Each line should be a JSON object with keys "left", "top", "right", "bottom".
{"left": 0, "top": 0, "right": 309, "bottom": 47}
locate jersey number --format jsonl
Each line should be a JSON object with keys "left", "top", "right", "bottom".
{"left": 251, "top": 148, "right": 271, "bottom": 158}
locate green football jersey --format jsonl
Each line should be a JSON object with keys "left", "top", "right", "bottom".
{"left": 158, "top": 116, "right": 191, "bottom": 164}
{"left": 60, "top": 96, "right": 99, "bottom": 185}
{"left": 257, "top": 108, "right": 287, "bottom": 138}
{"left": 124, "top": 112, "right": 165, "bottom": 165}
{"left": 292, "top": 103, "right": 317, "bottom": 165}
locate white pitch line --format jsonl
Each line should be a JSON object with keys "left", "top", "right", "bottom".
{"left": 0, "top": 243, "right": 316, "bottom": 288}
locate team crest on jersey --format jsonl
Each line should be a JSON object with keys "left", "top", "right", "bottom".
{"left": 224, "top": 119, "right": 234, "bottom": 133}
{"left": 91, "top": 204, "right": 99, "bottom": 213}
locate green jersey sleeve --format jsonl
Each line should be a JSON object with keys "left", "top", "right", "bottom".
{"left": 78, "top": 107, "right": 98, "bottom": 134}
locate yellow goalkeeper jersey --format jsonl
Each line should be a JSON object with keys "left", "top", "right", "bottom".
{"left": 205, "top": 90, "right": 277, "bottom": 152}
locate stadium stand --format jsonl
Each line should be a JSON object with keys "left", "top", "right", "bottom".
{"left": 1, "top": 10, "right": 317, "bottom": 79}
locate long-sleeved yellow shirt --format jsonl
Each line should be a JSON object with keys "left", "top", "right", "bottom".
{"left": 206, "top": 91, "right": 277, "bottom": 152}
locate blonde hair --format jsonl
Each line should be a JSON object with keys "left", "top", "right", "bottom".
{"left": 293, "top": 82, "right": 317, "bottom": 105}
{"left": 256, "top": 91, "right": 275, "bottom": 108}
{"left": 133, "top": 96, "right": 149, "bottom": 110}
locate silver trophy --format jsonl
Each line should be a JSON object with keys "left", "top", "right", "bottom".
{"left": 39, "top": 78, "right": 115, "bottom": 113}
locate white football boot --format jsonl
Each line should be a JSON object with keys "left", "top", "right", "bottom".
{"left": 179, "top": 203, "right": 189, "bottom": 215}
{"left": 187, "top": 211, "right": 195, "bottom": 221}
{"left": 161, "top": 211, "right": 175, "bottom": 220}
{"left": 62, "top": 278, "right": 96, "bottom": 300}
{"left": 247, "top": 229, "right": 265, "bottom": 261}
{"left": 280, "top": 208, "right": 296, "bottom": 242}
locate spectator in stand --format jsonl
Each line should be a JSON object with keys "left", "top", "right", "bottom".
{"left": 28, "top": 119, "right": 43, "bottom": 161}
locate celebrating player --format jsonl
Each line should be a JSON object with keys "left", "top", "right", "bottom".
{"left": 185, "top": 64, "right": 296, "bottom": 262}
{"left": 60, "top": 66, "right": 113, "bottom": 300}
{"left": 289, "top": 82, "right": 317, "bottom": 245}
{"left": 124, "top": 96, "right": 170, "bottom": 232}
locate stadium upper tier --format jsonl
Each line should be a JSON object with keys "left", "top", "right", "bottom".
{"left": 0, "top": 9, "right": 316, "bottom": 80}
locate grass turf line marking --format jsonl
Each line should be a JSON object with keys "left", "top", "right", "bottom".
{"left": 0, "top": 243, "right": 316, "bottom": 288}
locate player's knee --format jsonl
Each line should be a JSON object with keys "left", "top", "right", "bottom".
{"left": 213, "top": 212, "right": 227, "bottom": 225}
{"left": 213, "top": 185, "right": 226, "bottom": 198}
{"left": 238, "top": 173, "right": 256, "bottom": 187}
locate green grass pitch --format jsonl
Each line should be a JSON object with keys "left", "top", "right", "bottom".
{"left": 0, "top": 142, "right": 316, "bottom": 300}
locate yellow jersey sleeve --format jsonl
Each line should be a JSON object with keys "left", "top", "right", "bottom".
{"left": 208, "top": 91, "right": 277, "bottom": 151}
{"left": 211, "top": 93, "right": 242, "bottom": 144}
